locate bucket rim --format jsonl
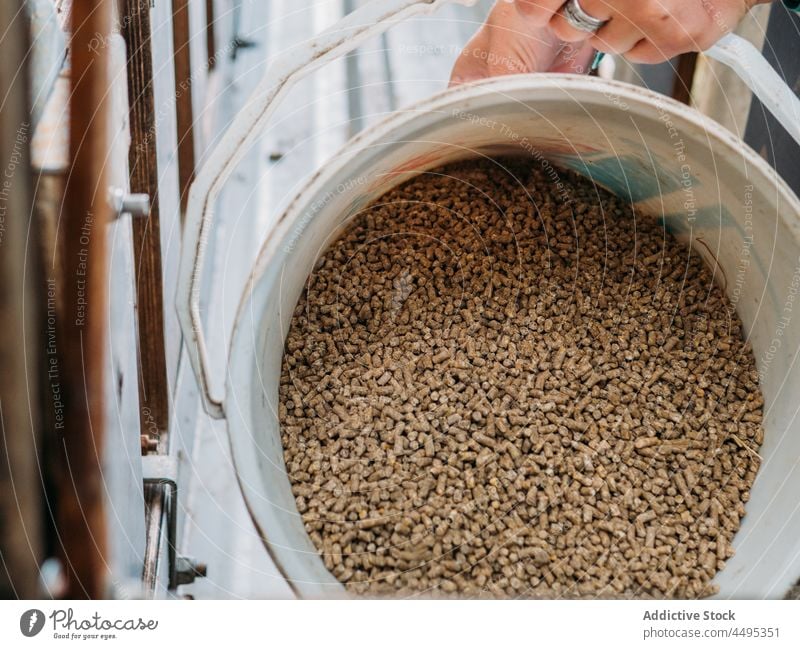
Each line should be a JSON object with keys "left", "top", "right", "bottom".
{"left": 251, "top": 72, "right": 800, "bottom": 293}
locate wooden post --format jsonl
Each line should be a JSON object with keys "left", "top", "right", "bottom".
{"left": 57, "top": 0, "right": 113, "bottom": 598}
{"left": 0, "top": 0, "right": 44, "bottom": 600}
{"left": 121, "top": 0, "right": 171, "bottom": 441}
{"left": 671, "top": 52, "right": 698, "bottom": 106}
{"left": 172, "top": 0, "right": 197, "bottom": 220}
{"left": 206, "top": 0, "right": 216, "bottom": 69}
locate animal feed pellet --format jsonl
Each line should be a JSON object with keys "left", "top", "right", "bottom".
{"left": 279, "top": 158, "right": 764, "bottom": 598}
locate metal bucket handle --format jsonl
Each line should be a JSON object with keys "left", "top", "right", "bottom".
{"left": 177, "top": 0, "right": 800, "bottom": 419}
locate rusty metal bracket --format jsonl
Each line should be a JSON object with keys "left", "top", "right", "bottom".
{"left": 142, "top": 455, "right": 207, "bottom": 590}
{"left": 141, "top": 455, "right": 180, "bottom": 590}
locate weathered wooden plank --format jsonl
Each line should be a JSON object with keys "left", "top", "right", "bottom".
{"left": 172, "top": 0, "right": 197, "bottom": 219}
{"left": 206, "top": 0, "right": 216, "bottom": 70}
{"left": 56, "top": 0, "right": 113, "bottom": 599}
{"left": 0, "top": 0, "right": 44, "bottom": 600}
{"left": 121, "top": 0, "right": 172, "bottom": 440}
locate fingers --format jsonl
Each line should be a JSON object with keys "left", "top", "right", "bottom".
{"left": 548, "top": 39, "right": 595, "bottom": 73}
{"left": 452, "top": 0, "right": 738, "bottom": 83}
{"left": 514, "top": 0, "right": 569, "bottom": 26}
{"left": 587, "top": 15, "right": 644, "bottom": 55}
{"left": 545, "top": 0, "right": 734, "bottom": 65}
{"left": 624, "top": 39, "right": 674, "bottom": 65}
{"left": 623, "top": 34, "right": 691, "bottom": 65}
{"left": 620, "top": 9, "right": 722, "bottom": 63}
{"left": 450, "top": 2, "right": 568, "bottom": 84}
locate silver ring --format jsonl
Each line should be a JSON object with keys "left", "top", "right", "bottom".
{"left": 561, "top": 0, "right": 607, "bottom": 33}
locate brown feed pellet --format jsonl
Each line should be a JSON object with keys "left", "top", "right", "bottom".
{"left": 278, "top": 157, "right": 764, "bottom": 598}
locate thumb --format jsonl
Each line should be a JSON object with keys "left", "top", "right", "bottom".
{"left": 449, "top": 26, "right": 491, "bottom": 87}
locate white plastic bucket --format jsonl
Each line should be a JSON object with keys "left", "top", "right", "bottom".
{"left": 177, "top": 0, "right": 800, "bottom": 598}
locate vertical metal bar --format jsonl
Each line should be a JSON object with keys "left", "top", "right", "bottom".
{"left": 142, "top": 484, "right": 164, "bottom": 593}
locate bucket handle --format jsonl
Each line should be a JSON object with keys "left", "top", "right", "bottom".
{"left": 706, "top": 33, "right": 800, "bottom": 148}
{"left": 176, "top": 0, "right": 478, "bottom": 418}
{"left": 178, "top": 1, "right": 800, "bottom": 419}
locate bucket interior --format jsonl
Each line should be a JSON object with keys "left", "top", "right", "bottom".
{"left": 229, "top": 78, "right": 800, "bottom": 598}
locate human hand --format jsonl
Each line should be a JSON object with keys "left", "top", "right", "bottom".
{"left": 450, "top": 0, "right": 595, "bottom": 85}
{"left": 512, "top": 0, "right": 768, "bottom": 64}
